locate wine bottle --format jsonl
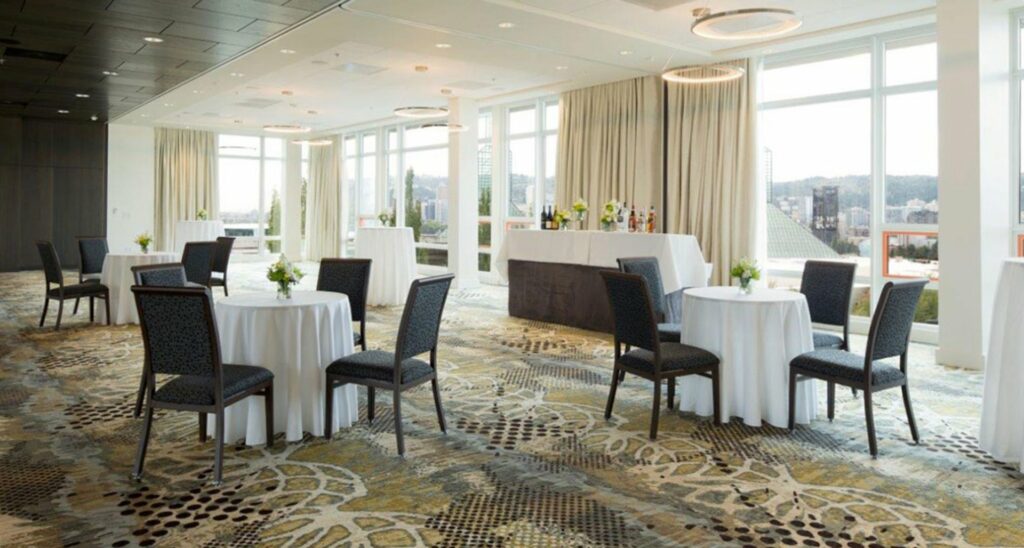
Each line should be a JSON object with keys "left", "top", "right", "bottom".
{"left": 628, "top": 204, "right": 637, "bottom": 233}
{"left": 541, "top": 205, "right": 549, "bottom": 230}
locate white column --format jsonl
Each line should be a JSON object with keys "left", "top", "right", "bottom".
{"left": 936, "top": 0, "right": 1012, "bottom": 369}
{"left": 283, "top": 141, "right": 303, "bottom": 259}
{"left": 448, "top": 97, "right": 480, "bottom": 288}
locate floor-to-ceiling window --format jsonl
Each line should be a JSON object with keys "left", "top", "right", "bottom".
{"left": 1012, "top": 14, "right": 1024, "bottom": 255}
{"left": 760, "top": 28, "right": 938, "bottom": 330}
{"left": 478, "top": 110, "right": 493, "bottom": 272}
{"left": 217, "top": 134, "right": 285, "bottom": 255}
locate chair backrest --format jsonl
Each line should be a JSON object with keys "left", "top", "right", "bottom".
{"left": 865, "top": 279, "right": 928, "bottom": 362}
{"left": 35, "top": 241, "right": 63, "bottom": 286}
{"left": 800, "top": 260, "right": 857, "bottom": 328}
{"left": 316, "top": 259, "right": 372, "bottom": 322}
{"left": 599, "top": 270, "right": 659, "bottom": 352}
{"left": 212, "top": 236, "right": 235, "bottom": 274}
{"left": 395, "top": 273, "right": 454, "bottom": 361}
{"left": 132, "top": 285, "right": 221, "bottom": 379}
{"left": 181, "top": 241, "right": 218, "bottom": 286}
{"left": 132, "top": 263, "right": 188, "bottom": 287}
{"left": 77, "top": 237, "right": 108, "bottom": 276}
{"left": 617, "top": 257, "right": 667, "bottom": 319}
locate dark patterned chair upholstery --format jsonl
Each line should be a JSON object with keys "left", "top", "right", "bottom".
{"left": 317, "top": 259, "right": 372, "bottom": 351}
{"left": 323, "top": 273, "right": 453, "bottom": 455}
{"left": 181, "top": 241, "right": 218, "bottom": 286}
{"left": 35, "top": 240, "right": 109, "bottom": 330}
{"left": 600, "top": 271, "right": 721, "bottom": 439}
{"left": 131, "top": 286, "right": 274, "bottom": 485}
{"left": 208, "top": 237, "right": 235, "bottom": 296}
{"left": 800, "top": 260, "right": 857, "bottom": 351}
{"left": 73, "top": 237, "right": 107, "bottom": 317}
{"left": 617, "top": 257, "right": 681, "bottom": 343}
{"left": 788, "top": 279, "right": 928, "bottom": 457}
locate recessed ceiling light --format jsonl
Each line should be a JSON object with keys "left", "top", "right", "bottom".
{"left": 163, "top": 103, "right": 174, "bottom": 107}
{"left": 498, "top": 22, "right": 515, "bottom": 29}
{"left": 192, "top": 90, "right": 203, "bottom": 94}
{"left": 263, "top": 124, "right": 310, "bottom": 134}
{"left": 140, "top": 114, "right": 149, "bottom": 118}
{"left": 279, "top": 48, "right": 297, "bottom": 54}
{"left": 555, "top": 65, "right": 568, "bottom": 71}
{"left": 691, "top": 7, "right": 802, "bottom": 40}
{"left": 57, "top": 109, "right": 69, "bottom": 114}
{"left": 619, "top": 50, "right": 633, "bottom": 56}
{"left": 229, "top": 72, "right": 245, "bottom": 77}
{"left": 102, "top": 70, "right": 118, "bottom": 76}
{"left": 394, "top": 106, "right": 449, "bottom": 118}
{"left": 307, "top": 110, "right": 318, "bottom": 115}
{"left": 661, "top": 64, "right": 746, "bottom": 84}
{"left": 90, "top": 115, "right": 98, "bottom": 121}
{"left": 143, "top": 36, "right": 164, "bottom": 43}
{"left": 75, "top": 93, "right": 90, "bottom": 98}
{"left": 281, "top": 90, "right": 294, "bottom": 96}
{"left": 435, "top": 43, "right": 452, "bottom": 49}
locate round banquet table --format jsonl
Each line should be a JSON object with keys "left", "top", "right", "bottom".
{"left": 678, "top": 286, "right": 816, "bottom": 427}
{"left": 214, "top": 291, "right": 358, "bottom": 445}
{"left": 99, "top": 252, "right": 178, "bottom": 325}
{"left": 980, "top": 259, "right": 1024, "bottom": 470}
{"left": 173, "top": 220, "right": 225, "bottom": 253}
{"left": 355, "top": 226, "right": 416, "bottom": 306}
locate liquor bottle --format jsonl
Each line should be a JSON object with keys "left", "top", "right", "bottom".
{"left": 648, "top": 206, "right": 656, "bottom": 233}
{"left": 628, "top": 204, "right": 637, "bottom": 233}
{"left": 639, "top": 207, "right": 647, "bottom": 233}
{"left": 550, "top": 204, "right": 558, "bottom": 230}
{"left": 541, "top": 205, "right": 550, "bottom": 230}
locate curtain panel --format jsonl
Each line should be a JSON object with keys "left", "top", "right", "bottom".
{"left": 305, "top": 138, "right": 342, "bottom": 261}
{"left": 556, "top": 75, "right": 663, "bottom": 229}
{"left": 666, "top": 59, "right": 758, "bottom": 285}
{"left": 153, "top": 128, "right": 218, "bottom": 251}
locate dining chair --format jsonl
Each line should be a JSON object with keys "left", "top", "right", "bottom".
{"left": 208, "top": 236, "right": 236, "bottom": 296}
{"left": 73, "top": 236, "right": 108, "bottom": 315}
{"left": 35, "top": 241, "right": 110, "bottom": 330}
{"left": 617, "top": 257, "right": 681, "bottom": 343}
{"left": 131, "top": 285, "right": 274, "bottom": 485}
{"left": 181, "top": 241, "right": 218, "bottom": 287}
{"left": 323, "top": 273, "right": 453, "bottom": 455}
{"left": 800, "top": 260, "right": 858, "bottom": 351}
{"left": 600, "top": 271, "right": 721, "bottom": 439}
{"left": 788, "top": 279, "right": 927, "bottom": 457}
{"left": 317, "top": 258, "right": 372, "bottom": 351}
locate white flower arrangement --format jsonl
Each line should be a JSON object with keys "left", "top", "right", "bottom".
{"left": 267, "top": 254, "right": 304, "bottom": 298}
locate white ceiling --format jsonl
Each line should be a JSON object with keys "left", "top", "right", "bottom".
{"left": 120, "top": 0, "right": 936, "bottom": 133}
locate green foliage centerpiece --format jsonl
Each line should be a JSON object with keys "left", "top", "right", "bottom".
{"left": 377, "top": 209, "right": 396, "bottom": 227}
{"left": 134, "top": 233, "right": 153, "bottom": 254}
{"left": 196, "top": 208, "right": 209, "bottom": 221}
{"left": 571, "top": 199, "right": 588, "bottom": 229}
{"left": 552, "top": 209, "right": 571, "bottom": 230}
{"left": 267, "top": 254, "right": 304, "bottom": 300}
{"left": 730, "top": 257, "right": 761, "bottom": 295}
{"left": 600, "top": 200, "right": 619, "bottom": 231}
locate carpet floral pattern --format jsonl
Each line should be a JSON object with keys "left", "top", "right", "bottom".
{"left": 0, "top": 265, "right": 1021, "bottom": 547}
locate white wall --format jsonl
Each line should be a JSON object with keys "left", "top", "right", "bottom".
{"left": 107, "top": 124, "right": 155, "bottom": 253}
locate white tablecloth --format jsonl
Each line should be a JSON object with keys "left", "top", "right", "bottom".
{"left": 174, "top": 220, "right": 225, "bottom": 253}
{"left": 980, "top": 259, "right": 1024, "bottom": 470}
{"left": 494, "top": 230, "right": 707, "bottom": 294}
{"left": 214, "top": 291, "right": 358, "bottom": 444}
{"left": 99, "top": 252, "right": 178, "bottom": 325}
{"left": 679, "top": 286, "right": 816, "bottom": 427}
{"left": 355, "top": 227, "right": 417, "bottom": 306}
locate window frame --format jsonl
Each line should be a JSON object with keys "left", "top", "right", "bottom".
{"left": 1011, "top": 12, "right": 1024, "bottom": 255}
{"left": 217, "top": 134, "right": 285, "bottom": 255}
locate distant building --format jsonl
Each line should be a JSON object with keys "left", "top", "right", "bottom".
{"left": 767, "top": 205, "right": 840, "bottom": 259}
{"left": 811, "top": 186, "right": 839, "bottom": 246}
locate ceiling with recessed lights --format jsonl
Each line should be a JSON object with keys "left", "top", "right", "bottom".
{"left": 0, "top": 0, "right": 340, "bottom": 121}
{"left": 119, "top": 0, "right": 937, "bottom": 132}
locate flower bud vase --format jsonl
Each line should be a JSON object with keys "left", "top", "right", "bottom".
{"left": 738, "top": 276, "right": 753, "bottom": 295}
{"left": 277, "top": 284, "right": 292, "bottom": 300}
{"left": 140, "top": 245, "right": 149, "bottom": 254}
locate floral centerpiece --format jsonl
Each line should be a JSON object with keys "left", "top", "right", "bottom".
{"left": 377, "top": 209, "right": 396, "bottom": 227}
{"left": 134, "top": 232, "right": 153, "bottom": 254}
{"left": 730, "top": 257, "right": 761, "bottom": 295}
{"left": 600, "top": 200, "right": 619, "bottom": 231}
{"left": 267, "top": 254, "right": 304, "bottom": 299}
{"left": 571, "top": 199, "right": 588, "bottom": 229}
{"left": 552, "top": 209, "right": 571, "bottom": 230}
{"left": 196, "top": 208, "right": 209, "bottom": 221}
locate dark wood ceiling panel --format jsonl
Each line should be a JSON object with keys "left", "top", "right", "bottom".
{"left": 0, "top": 0, "right": 338, "bottom": 121}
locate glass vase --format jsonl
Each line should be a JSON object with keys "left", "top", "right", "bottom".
{"left": 277, "top": 284, "right": 292, "bottom": 300}
{"left": 738, "top": 277, "right": 753, "bottom": 295}
{"left": 140, "top": 245, "right": 149, "bottom": 254}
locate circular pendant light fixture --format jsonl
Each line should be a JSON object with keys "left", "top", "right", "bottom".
{"left": 662, "top": 64, "right": 746, "bottom": 84}
{"left": 419, "top": 122, "right": 469, "bottom": 133}
{"left": 394, "top": 106, "right": 449, "bottom": 118}
{"left": 291, "top": 138, "right": 333, "bottom": 146}
{"left": 691, "top": 8, "right": 801, "bottom": 41}
{"left": 263, "top": 124, "right": 310, "bottom": 134}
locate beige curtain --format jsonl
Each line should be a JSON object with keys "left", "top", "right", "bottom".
{"left": 556, "top": 76, "right": 663, "bottom": 229}
{"left": 154, "top": 128, "right": 218, "bottom": 251}
{"left": 305, "top": 138, "right": 342, "bottom": 261}
{"left": 666, "top": 59, "right": 758, "bottom": 285}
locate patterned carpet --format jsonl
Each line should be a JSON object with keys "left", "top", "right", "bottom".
{"left": 0, "top": 262, "right": 1021, "bottom": 547}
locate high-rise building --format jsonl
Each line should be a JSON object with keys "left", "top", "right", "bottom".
{"left": 811, "top": 186, "right": 839, "bottom": 245}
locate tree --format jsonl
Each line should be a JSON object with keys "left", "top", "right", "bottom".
{"left": 404, "top": 167, "right": 423, "bottom": 242}
{"left": 267, "top": 189, "right": 282, "bottom": 253}
{"left": 300, "top": 178, "right": 307, "bottom": 238}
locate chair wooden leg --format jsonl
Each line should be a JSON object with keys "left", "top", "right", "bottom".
{"left": 324, "top": 377, "right": 334, "bottom": 440}
{"left": 787, "top": 368, "right": 797, "bottom": 431}
{"left": 73, "top": 297, "right": 80, "bottom": 315}
{"left": 39, "top": 297, "right": 49, "bottom": 327}
{"left": 711, "top": 367, "right": 721, "bottom": 425}
{"left": 617, "top": 369, "right": 625, "bottom": 384}
{"left": 604, "top": 366, "right": 620, "bottom": 420}
{"left": 902, "top": 383, "right": 919, "bottom": 444}
{"left": 55, "top": 299, "right": 64, "bottom": 331}
{"left": 827, "top": 382, "right": 836, "bottom": 422}
{"left": 864, "top": 389, "right": 878, "bottom": 457}
{"left": 133, "top": 372, "right": 147, "bottom": 419}
{"left": 667, "top": 378, "right": 675, "bottom": 410}
{"left": 852, "top": 387, "right": 858, "bottom": 397}
{"left": 213, "top": 411, "right": 225, "bottom": 485}
{"left": 132, "top": 406, "right": 155, "bottom": 480}
{"left": 199, "top": 413, "right": 207, "bottom": 442}
{"left": 394, "top": 392, "right": 405, "bottom": 456}
{"left": 367, "top": 387, "right": 375, "bottom": 423}
{"left": 104, "top": 295, "right": 110, "bottom": 326}
{"left": 431, "top": 379, "right": 446, "bottom": 433}
{"left": 264, "top": 385, "right": 274, "bottom": 448}
{"left": 89, "top": 296, "right": 94, "bottom": 322}
{"left": 649, "top": 378, "right": 662, "bottom": 440}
